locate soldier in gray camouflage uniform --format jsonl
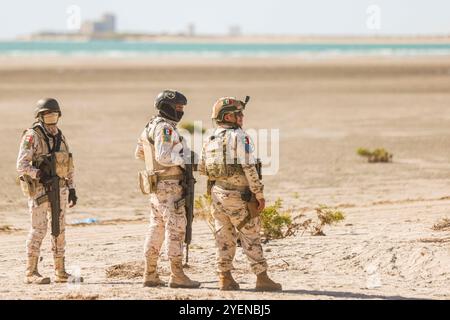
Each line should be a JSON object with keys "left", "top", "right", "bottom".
{"left": 135, "top": 90, "right": 200, "bottom": 288}
{"left": 17, "top": 98, "right": 83, "bottom": 284}
{"left": 199, "top": 97, "right": 282, "bottom": 291}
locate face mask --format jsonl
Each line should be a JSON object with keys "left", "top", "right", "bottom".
{"left": 42, "top": 113, "right": 59, "bottom": 125}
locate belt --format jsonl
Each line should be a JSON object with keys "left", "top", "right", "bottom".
{"left": 215, "top": 181, "right": 249, "bottom": 193}
{"left": 37, "top": 179, "right": 68, "bottom": 188}
{"left": 158, "top": 174, "right": 184, "bottom": 182}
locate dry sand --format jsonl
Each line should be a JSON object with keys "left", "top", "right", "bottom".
{"left": 0, "top": 56, "right": 449, "bottom": 300}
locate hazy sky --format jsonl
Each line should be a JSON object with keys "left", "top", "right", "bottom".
{"left": 0, "top": 0, "right": 449, "bottom": 39}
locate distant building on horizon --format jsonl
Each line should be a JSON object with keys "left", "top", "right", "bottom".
{"left": 228, "top": 25, "right": 242, "bottom": 37}
{"left": 187, "top": 23, "right": 196, "bottom": 37}
{"left": 81, "top": 13, "right": 117, "bottom": 35}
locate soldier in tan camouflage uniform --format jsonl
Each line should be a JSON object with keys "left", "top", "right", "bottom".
{"left": 199, "top": 96, "right": 282, "bottom": 291}
{"left": 135, "top": 90, "right": 200, "bottom": 288}
{"left": 17, "top": 98, "right": 83, "bottom": 284}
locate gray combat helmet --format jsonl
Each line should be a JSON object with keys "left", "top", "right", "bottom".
{"left": 154, "top": 90, "right": 187, "bottom": 122}
{"left": 34, "top": 98, "right": 62, "bottom": 119}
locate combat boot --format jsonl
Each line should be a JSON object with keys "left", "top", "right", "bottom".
{"left": 168, "top": 258, "right": 200, "bottom": 289}
{"left": 219, "top": 271, "right": 240, "bottom": 291}
{"left": 143, "top": 257, "right": 165, "bottom": 287}
{"left": 255, "top": 271, "right": 282, "bottom": 292}
{"left": 24, "top": 256, "right": 50, "bottom": 284}
{"left": 54, "top": 257, "right": 84, "bottom": 283}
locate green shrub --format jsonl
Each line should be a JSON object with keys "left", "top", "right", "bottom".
{"left": 194, "top": 196, "right": 345, "bottom": 241}
{"left": 260, "top": 199, "right": 293, "bottom": 240}
{"left": 357, "top": 147, "right": 393, "bottom": 163}
{"left": 310, "top": 205, "right": 346, "bottom": 236}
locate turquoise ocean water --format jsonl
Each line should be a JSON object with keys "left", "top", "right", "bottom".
{"left": 1, "top": 41, "right": 450, "bottom": 57}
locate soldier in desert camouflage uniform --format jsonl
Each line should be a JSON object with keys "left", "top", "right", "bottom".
{"left": 199, "top": 97, "right": 282, "bottom": 291}
{"left": 135, "top": 90, "right": 200, "bottom": 288}
{"left": 17, "top": 98, "right": 83, "bottom": 284}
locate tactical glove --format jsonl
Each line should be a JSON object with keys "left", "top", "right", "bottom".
{"left": 68, "top": 188, "right": 77, "bottom": 207}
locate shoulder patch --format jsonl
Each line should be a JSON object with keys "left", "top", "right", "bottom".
{"left": 22, "top": 134, "right": 34, "bottom": 149}
{"left": 162, "top": 127, "right": 173, "bottom": 142}
{"left": 243, "top": 135, "right": 253, "bottom": 153}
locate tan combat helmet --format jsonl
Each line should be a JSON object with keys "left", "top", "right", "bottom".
{"left": 211, "top": 96, "right": 250, "bottom": 123}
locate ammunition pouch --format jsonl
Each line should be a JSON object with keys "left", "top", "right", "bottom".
{"left": 35, "top": 152, "right": 73, "bottom": 179}
{"left": 18, "top": 175, "right": 37, "bottom": 198}
{"left": 138, "top": 171, "right": 184, "bottom": 195}
{"left": 54, "top": 151, "right": 73, "bottom": 179}
{"left": 138, "top": 170, "right": 158, "bottom": 195}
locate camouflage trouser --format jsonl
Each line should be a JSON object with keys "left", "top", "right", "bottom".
{"left": 144, "top": 180, "right": 186, "bottom": 261}
{"left": 26, "top": 187, "right": 67, "bottom": 258}
{"left": 211, "top": 186, "right": 268, "bottom": 275}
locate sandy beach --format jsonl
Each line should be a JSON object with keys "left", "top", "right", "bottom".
{"left": 0, "top": 55, "right": 449, "bottom": 300}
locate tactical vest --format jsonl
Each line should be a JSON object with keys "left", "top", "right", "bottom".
{"left": 141, "top": 117, "right": 183, "bottom": 177}
{"left": 204, "top": 129, "right": 245, "bottom": 179}
{"left": 29, "top": 123, "right": 73, "bottom": 179}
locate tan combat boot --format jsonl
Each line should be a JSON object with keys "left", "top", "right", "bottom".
{"left": 219, "top": 271, "right": 240, "bottom": 291}
{"left": 143, "top": 257, "right": 165, "bottom": 287}
{"left": 255, "top": 271, "right": 282, "bottom": 292}
{"left": 24, "top": 256, "right": 50, "bottom": 285}
{"left": 54, "top": 257, "right": 84, "bottom": 283}
{"left": 168, "top": 258, "right": 200, "bottom": 289}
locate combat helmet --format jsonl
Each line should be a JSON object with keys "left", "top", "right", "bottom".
{"left": 211, "top": 96, "right": 250, "bottom": 123}
{"left": 154, "top": 90, "right": 187, "bottom": 122}
{"left": 34, "top": 98, "right": 62, "bottom": 119}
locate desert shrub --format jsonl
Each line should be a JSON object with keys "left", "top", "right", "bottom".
{"left": 260, "top": 199, "right": 293, "bottom": 240}
{"left": 260, "top": 202, "right": 345, "bottom": 239}
{"left": 194, "top": 196, "right": 345, "bottom": 241}
{"left": 194, "top": 194, "right": 215, "bottom": 235}
{"left": 0, "top": 225, "right": 21, "bottom": 233}
{"left": 357, "top": 147, "right": 393, "bottom": 163}
{"left": 308, "top": 204, "right": 345, "bottom": 236}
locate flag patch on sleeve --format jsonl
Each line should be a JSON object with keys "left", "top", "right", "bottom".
{"left": 162, "top": 128, "right": 173, "bottom": 142}
{"left": 243, "top": 135, "right": 253, "bottom": 153}
{"left": 23, "top": 135, "right": 33, "bottom": 149}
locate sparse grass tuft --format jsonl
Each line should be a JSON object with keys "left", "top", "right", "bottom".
{"left": 194, "top": 194, "right": 215, "bottom": 235}
{"left": 357, "top": 147, "right": 393, "bottom": 163}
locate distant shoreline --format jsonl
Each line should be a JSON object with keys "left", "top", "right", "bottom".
{"left": 13, "top": 33, "right": 450, "bottom": 44}
{"left": 2, "top": 36, "right": 450, "bottom": 60}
